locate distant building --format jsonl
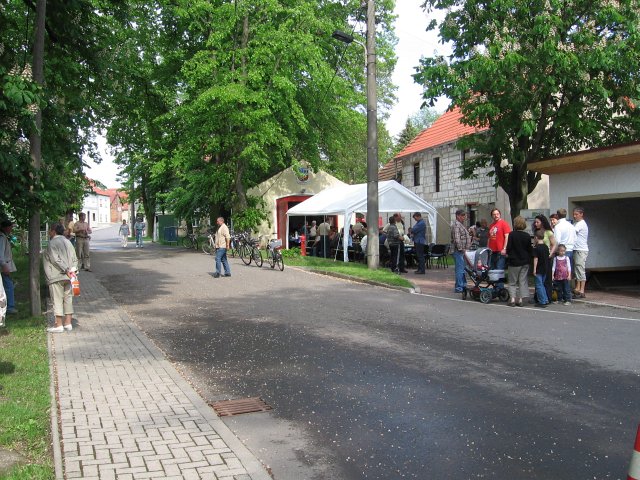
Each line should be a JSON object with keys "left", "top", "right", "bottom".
{"left": 381, "top": 107, "right": 548, "bottom": 243}
{"left": 93, "top": 187, "right": 129, "bottom": 223}
{"left": 81, "top": 183, "right": 129, "bottom": 225}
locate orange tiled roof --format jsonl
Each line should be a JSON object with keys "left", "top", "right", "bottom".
{"left": 394, "top": 107, "right": 486, "bottom": 159}
{"left": 378, "top": 158, "right": 402, "bottom": 181}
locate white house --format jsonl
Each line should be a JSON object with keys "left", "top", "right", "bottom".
{"left": 81, "top": 189, "right": 111, "bottom": 226}
{"left": 382, "top": 108, "right": 549, "bottom": 243}
{"left": 529, "top": 141, "right": 640, "bottom": 271}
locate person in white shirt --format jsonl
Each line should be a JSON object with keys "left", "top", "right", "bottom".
{"left": 553, "top": 208, "right": 576, "bottom": 260}
{"left": 572, "top": 207, "right": 589, "bottom": 298}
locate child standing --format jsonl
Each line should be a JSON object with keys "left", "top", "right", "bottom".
{"left": 552, "top": 244, "right": 572, "bottom": 305}
{"left": 532, "top": 230, "right": 550, "bottom": 307}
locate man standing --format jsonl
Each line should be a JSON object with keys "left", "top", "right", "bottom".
{"left": 316, "top": 218, "right": 331, "bottom": 258}
{"left": 553, "top": 208, "right": 576, "bottom": 261}
{"left": 64, "top": 211, "right": 76, "bottom": 247}
{"left": 572, "top": 207, "right": 589, "bottom": 298}
{"left": 451, "top": 209, "right": 472, "bottom": 293}
{"left": 0, "top": 220, "right": 17, "bottom": 315}
{"left": 386, "top": 216, "right": 402, "bottom": 273}
{"left": 394, "top": 213, "right": 408, "bottom": 273}
{"left": 488, "top": 208, "right": 511, "bottom": 289}
{"left": 411, "top": 212, "right": 427, "bottom": 274}
{"left": 43, "top": 223, "right": 78, "bottom": 333}
{"left": 74, "top": 213, "right": 92, "bottom": 271}
{"left": 134, "top": 217, "right": 146, "bottom": 248}
{"left": 213, "top": 217, "right": 231, "bottom": 278}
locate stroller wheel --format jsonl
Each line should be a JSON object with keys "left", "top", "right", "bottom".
{"left": 480, "top": 290, "right": 492, "bottom": 304}
{"left": 498, "top": 289, "right": 510, "bottom": 302}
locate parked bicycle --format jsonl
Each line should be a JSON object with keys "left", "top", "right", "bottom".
{"left": 263, "top": 236, "right": 284, "bottom": 271}
{"left": 235, "top": 231, "right": 262, "bottom": 266}
{"left": 180, "top": 231, "right": 199, "bottom": 251}
{"left": 202, "top": 229, "right": 215, "bottom": 255}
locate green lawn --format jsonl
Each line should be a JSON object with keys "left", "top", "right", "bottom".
{"left": 0, "top": 252, "right": 55, "bottom": 479}
{"left": 285, "top": 254, "right": 414, "bottom": 289}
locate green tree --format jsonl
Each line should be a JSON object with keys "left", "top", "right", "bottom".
{"left": 415, "top": 0, "right": 640, "bottom": 218}
{"left": 101, "top": 1, "right": 398, "bottom": 231}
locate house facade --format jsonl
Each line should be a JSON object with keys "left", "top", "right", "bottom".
{"left": 529, "top": 141, "right": 640, "bottom": 271}
{"left": 383, "top": 108, "right": 549, "bottom": 243}
{"left": 247, "top": 165, "right": 346, "bottom": 248}
{"left": 93, "top": 188, "right": 129, "bottom": 223}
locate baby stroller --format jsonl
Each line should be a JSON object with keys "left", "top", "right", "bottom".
{"left": 462, "top": 247, "right": 510, "bottom": 304}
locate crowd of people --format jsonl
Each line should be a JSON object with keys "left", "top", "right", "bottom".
{"left": 450, "top": 206, "right": 589, "bottom": 307}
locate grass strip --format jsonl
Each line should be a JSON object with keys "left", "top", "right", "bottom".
{"left": 285, "top": 255, "right": 414, "bottom": 288}
{"left": 0, "top": 252, "right": 54, "bottom": 479}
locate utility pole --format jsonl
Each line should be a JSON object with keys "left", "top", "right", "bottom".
{"left": 28, "top": 0, "right": 46, "bottom": 315}
{"left": 364, "top": 0, "right": 379, "bottom": 269}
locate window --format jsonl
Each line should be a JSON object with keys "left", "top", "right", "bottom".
{"left": 461, "top": 149, "right": 470, "bottom": 163}
{"left": 434, "top": 157, "right": 440, "bottom": 193}
{"left": 413, "top": 163, "right": 420, "bottom": 186}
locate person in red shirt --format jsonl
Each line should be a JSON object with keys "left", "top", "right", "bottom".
{"left": 488, "top": 208, "right": 512, "bottom": 289}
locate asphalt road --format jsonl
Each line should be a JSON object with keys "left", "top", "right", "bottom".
{"left": 90, "top": 225, "right": 640, "bottom": 479}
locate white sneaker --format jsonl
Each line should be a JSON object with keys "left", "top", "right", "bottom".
{"left": 563, "top": 301, "right": 572, "bottom": 306}
{"left": 47, "top": 326, "right": 64, "bottom": 333}
{"left": 63, "top": 324, "right": 73, "bottom": 331}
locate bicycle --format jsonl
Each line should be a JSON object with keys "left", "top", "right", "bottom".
{"left": 265, "top": 237, "right": 284, "bottom": 271}
{"left": 234, "top": 231, "right": 261, "bottom": 266}
{"left": 180, "top": 231, "right": 199, "bottom": 251}
{"left": 202, "top": 230, "right": 215, "bottom": 255}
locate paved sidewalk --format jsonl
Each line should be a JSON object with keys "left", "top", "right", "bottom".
{"left": 48, "top": 272, "right": 271, "bottom": 480}
{"left": 405, "top": 263, "right": 640, "bottom": 310}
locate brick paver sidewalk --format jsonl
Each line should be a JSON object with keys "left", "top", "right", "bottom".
{"left": 48, "top": 273, "right": 270, "bottom": 480}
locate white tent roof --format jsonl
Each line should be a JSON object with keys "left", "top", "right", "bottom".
{"left": 286, "top": 180, "right": 438, "bottom": 260}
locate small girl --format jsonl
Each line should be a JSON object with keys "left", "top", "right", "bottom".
{"left": 552, "top": 244, "right": 572, "bottom": 305}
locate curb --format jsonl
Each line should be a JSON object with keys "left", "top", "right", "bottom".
{"left": 290, "top": 266, "right": 420, "bottom": 294}
{"left": 46, "top": 324, "right": 64, "bottom": 480}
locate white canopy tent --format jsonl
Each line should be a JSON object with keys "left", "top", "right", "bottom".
{"left": 286, "top": 180, "right": 438, "bottom": 262}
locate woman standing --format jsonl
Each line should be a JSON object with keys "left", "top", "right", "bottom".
{"left": 43, "top": 223, "right": 78, "bottom": 333}
{"left": 506, "top": 216, "right": 533, "bottom": 307}
{"left": 533, "top": 214, "right": 556, "bottom": 301}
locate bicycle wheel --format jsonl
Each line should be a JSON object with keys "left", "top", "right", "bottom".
{"left": 181, "top": 236, "right": 194, "bottom": 249}
{"left": 275, "top": 251, "right": 284, "bottom": 271}
{"left": 268, "top": 249, "right": 276, "bottom": 269}
{"left": 252, "top": 246, "right": 263, "bottom": 267}
{"left": 239, "top": 244, "right": 252, "bottom": 265}
{"left": 202, "top": 241, "right": 213, "bottom": 255}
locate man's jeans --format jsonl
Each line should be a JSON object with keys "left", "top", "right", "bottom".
{"left": 136, "top": 231, "right": 143, "bottom": 247}
{"left": 452, "top": 250, "right": 466, "bottom": 292}
{"left": 490, "top": 252, "right": 506, "bottom": 289}
{"left": 534, "top": 274, "right": 549, "bottom": 304}
{"left": 215, "top": 248, "right": 230, "bottom": 275}
{"left": 415, "top": 243, "right": 426, "bottom": 272}
{"left": 2, "top": 273, "right": 15, "bottom": 311}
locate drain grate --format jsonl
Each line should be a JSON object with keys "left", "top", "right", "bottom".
{"left": 210, "top": 397, "right": 273, "bottom": 417}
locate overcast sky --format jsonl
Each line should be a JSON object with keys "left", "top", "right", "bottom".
{"left": 87, "top": 1, "right": 450, "bottom": 188}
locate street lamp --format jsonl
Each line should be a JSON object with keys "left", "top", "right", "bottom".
{"left": 332, "top": 0, "right": 379, "bottom": 269}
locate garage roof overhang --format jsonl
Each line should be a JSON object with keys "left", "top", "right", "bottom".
{"left": 528, "top": 141, "right": 640, "bottom": 174}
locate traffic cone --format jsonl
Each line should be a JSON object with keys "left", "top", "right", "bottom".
{"left": 629, "top": 424, "right": 640, "bottom": 480}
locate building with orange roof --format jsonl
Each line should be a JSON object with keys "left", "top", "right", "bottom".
{"left": 382, "top": 107, "right": 549, "bottom": 243}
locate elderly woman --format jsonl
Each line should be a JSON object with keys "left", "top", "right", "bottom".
{"left": 506, "top": 216, "right": 533, "bottom": 307}
{"left": 43, "top": 223, "right": 78, "bottom": 333}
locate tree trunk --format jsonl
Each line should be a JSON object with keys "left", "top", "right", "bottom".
{"left": 28, "top": 0, "right": 46, "bottom": 316}
{"left": 509, "top": 162, "right": 529, "bottom": 221}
